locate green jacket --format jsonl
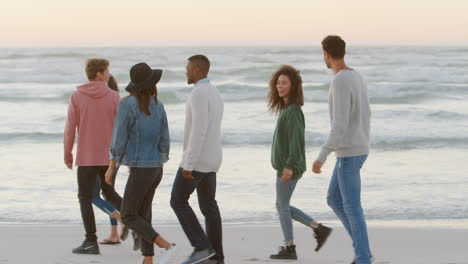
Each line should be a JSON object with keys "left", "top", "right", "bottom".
{"left": 271, "top": 104, "right": 306, "bottom": 180}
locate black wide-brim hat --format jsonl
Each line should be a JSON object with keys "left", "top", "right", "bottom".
{"left": 125, "top": 62, "right": 163, "bottom": 93}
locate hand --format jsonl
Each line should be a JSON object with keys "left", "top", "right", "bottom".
{"left": 105, "top": 167, "right": 114, "bottom": 185}
{"left": 312, "top": 160, "right": 324, "bottom": 174}
{"left": 280, "top": 168, "right": 293, "bottom": 182}
{"left": 182, "top": 169, "right": 194, "bottom": 180}
{"left": 65, "top": 162, "right": 73, "bottom": 170}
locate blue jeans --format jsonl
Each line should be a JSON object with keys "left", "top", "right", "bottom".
{"left": 92, "top": 177, "right": 118, "bottom": 226}
{"left": 327, "top": 155, "right": 371, "bottom": 264}
{"left": 276, "top": 176, "right": 314, "bottom": 245}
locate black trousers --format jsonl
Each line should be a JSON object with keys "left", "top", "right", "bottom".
{"left": 77, "top": 166, "right": 123, "bottom": 242}
{"left": 170, "top": 168, "right": 224, "bottom": 260}
{"left": 121, "top": 167, "right": 162, "bottom": 256}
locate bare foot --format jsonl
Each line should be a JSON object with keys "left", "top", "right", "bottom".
{"left": 100, "top": 234, "right": 120, "bottom": 244}
{"left": 154, "top": 235, "right": 172, "bottom": 249}
{"left": 142, "top": 256, "right": 153, "bottom": 264}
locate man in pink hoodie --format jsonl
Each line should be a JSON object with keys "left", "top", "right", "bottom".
{"left": 64, "top": 58, "right": 122, "bottom": 254}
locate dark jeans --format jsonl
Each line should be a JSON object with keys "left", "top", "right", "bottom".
{"left": 170, "top": 168, "right": 224, "bottom": 261}
{"left": 121, "top": 167, "right": 162, "bottom": 257}
{"left": 77, "top": 166, "right": 123, "bottom": 242}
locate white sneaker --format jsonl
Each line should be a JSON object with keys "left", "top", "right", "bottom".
{"left": 159, "top": 243, "right": 177, "bottom": 264}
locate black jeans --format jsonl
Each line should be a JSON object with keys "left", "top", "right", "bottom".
{"left": 170, "top": 168, "right": 224, "bottom": 260}
{"left": 77, "top": 166, "right": 123, "bottom": 242}
{"left": 121, "top": 167, "right": 162, "bottom": 257}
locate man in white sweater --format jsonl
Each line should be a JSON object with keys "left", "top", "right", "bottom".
{"left": 312, "top": 36, "right": 373, "bottom": 264}
{"left": 171, "top": 55, "right": 224, "bottom": 264}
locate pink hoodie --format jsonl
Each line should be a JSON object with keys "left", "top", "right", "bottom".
{"left": 64, "top": 81, "right": 120, "bottom": 166}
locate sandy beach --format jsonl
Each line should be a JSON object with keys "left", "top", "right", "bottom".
{"left": 0, "top": 224, "right": 467, "bottom": 264}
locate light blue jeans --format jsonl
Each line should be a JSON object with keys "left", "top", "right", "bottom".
{"left": 327, "top": 155, "right": 371, "bottom": 264}
{"left": 92, "top": 177, "right": 118, "bottom": 226}
{"left": 276, "top": 175, "right": 314, "bottom": 245}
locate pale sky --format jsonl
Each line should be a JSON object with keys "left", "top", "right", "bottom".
{"left": 1, "top": 0, "right": 468, "bottom": 46}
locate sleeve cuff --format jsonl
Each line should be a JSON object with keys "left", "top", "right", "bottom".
{"left": 109, "top": 149, "right": 123, "bottom": 164}
{"left": 317, "top": 148, "right": 331, "bottom": 163}
{"left": 181, "top": 161, "right": 193, "bottom": 171}
{"left": 160, "top": 153, "right": 169, "bottom": 164}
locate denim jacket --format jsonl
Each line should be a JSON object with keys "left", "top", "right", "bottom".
{"left": 109, "top": 95, "right": 170, "bottom": 167}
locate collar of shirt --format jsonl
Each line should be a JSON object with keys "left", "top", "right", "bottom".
{"left": 195, "top": 78, "right": 210, "bottom": 86}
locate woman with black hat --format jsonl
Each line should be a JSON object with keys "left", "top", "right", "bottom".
{"left": 105, "top": 63, "right": 175, "bottom": 264}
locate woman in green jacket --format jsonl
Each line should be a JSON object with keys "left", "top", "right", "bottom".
{"left": 268, "top": 65, "right": 332, "bottom": 260}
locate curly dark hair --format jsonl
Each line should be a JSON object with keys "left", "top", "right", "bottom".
{"left": 268, "top": 65, "right": 304, "bottom": 114}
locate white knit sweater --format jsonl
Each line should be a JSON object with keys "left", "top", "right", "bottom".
{"left": 180, "top": 80, "right": 224, "bottom": 173}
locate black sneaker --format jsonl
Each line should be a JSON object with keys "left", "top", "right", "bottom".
{"left": 132, "top": 231, "right": 142, "bottom": 251}
{"left": 269, "top": 245, "right": 297, "bottom": 260}
{"left": 313, "top": 224, "right": 332, "bottom": 252}
{"left": 72, "top": 240, "right": 100, "bottom": 254}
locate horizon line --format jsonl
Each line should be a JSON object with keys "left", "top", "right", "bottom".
{"left": 1, "top": 43, "right": 468, "bottom": 49}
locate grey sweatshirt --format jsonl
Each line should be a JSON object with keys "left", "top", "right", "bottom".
{"left": 317, "top": 69, "right": 371, "bottom": 162}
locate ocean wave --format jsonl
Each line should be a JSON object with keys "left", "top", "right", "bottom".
{"left": 370, "top": 137, "right": 468, "bottom": 150}
{"left": 2, "top": 208, "right": 467, "bottom": 225}
{"left": 0, "top": 89, "right": 464, "bottom": 106}
{"left": 0, "top": 52, "right": 98, "bottom": 60}
{"left": 427, "top": 111, "right": 468, "bottom": 120}
{"left": 0, "top": 90, "right": 184, "bottom": 104}
{"left": 2, "top": 131, "right": 467, "bottom": 150}
{"left": 0, "top": 132, "right": 63, "bottom": 142}
{"left": 369, "top": 93, "right": 431, "bottom": 104}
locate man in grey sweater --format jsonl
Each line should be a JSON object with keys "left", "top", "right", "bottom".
{"left": 171, "top": 55, "right": 224, "bottom": 264}
{"left": 312, "top": 35, "right": 373, "bottom": 264}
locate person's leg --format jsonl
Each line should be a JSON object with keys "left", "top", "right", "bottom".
{"left": 197, "top": 171, "right": 224, "bottom": 261}
{"left": 139, "top": 167, "right": 163, "bottom": 257}
{"left": 77, "top": 166, "right": 99, "bottom": 242}
{"left": 270, "top": 176, "right": 298, "bottom": 260}
{"left": 170, "top": 168, "right": 211, "bottom": 250}
{"left": 98, "top": 166, "right": 123, "bottom": 211}
{"left": 289, "top": 206, "right": 314, "bottom": 227}
{"left": 337, "top": 155, "right": 371, "bottom": 264}
{"left": 327, "top": 159, "right": 353, "bottom": 238}
{"left": 92, "top": 177, "right": 116, "bottom": 216}
{"left": 275, "top": 176, "right": 298, "bottom": 245}
{"left": 121, "top": 167, "right": 160, "bottom": 245}
{"left": 91, "top": 177, "right": 120, "bottom": 243}
{"left": 109, "top": 166, "right": 119, "bottom": 227}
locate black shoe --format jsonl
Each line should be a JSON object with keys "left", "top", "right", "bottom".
{"left": 314, "top": 224, "right": 332, "bottom": 252}
{"left": 269, "top": 245, "right": 297, "bottom": 260}
{"left": 132, "top": 231, "right": 141, "bottom": 251}
{"left": 72, "top": 240, "right": 100, "bottom": 254}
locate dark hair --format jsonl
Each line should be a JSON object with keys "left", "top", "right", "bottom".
{"left": 132, "top": 85, "right": 158, "bottom": 115}
{"left": 188, "top": 54, "right": 210, "bottom": 74}
{"left": 268, "top": 65, "right": 304, "bottom": 114}
{"left": 322, "top": 35, "right": 346, "bottom": 59}
{"left": 85, "top": 58, "right": 109, "bottom": 81}
{"left": 108, "top": 75, "right": 119, "bottom": 92}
